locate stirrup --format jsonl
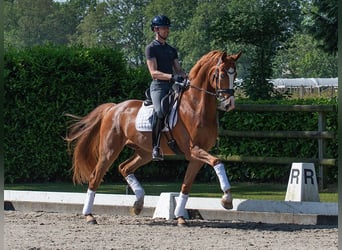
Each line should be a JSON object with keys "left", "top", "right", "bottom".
{"left": 152, "top": 147, "right": 163, "bottom": 161}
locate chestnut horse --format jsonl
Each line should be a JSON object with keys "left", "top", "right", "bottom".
{"left": 65, "top": 50, "right": 242, "bottom": 226}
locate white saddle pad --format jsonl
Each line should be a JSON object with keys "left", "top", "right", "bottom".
{"left": 135, "top": 103, "right": 178, "bottom": 132}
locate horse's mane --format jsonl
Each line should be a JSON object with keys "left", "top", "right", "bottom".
{"left": 189, "top": 50, "right": 224, "bottom": 80}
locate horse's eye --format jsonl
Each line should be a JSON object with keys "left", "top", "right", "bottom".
{"left": 220, "top": 73, "right": 225, "bottom": 78}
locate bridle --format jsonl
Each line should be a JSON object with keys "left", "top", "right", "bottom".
{"left": 213, "top": 59, "right": 236, "bottom": 98}
{"left": 188, "top": 58, "right": 236, "bottom": 100}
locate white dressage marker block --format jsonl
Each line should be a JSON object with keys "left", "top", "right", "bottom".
{"left": 152, "top": 192, "right": 189, "bottom": 220}
{"left": 285, "top": 162, "right": 320, "bottom": 202}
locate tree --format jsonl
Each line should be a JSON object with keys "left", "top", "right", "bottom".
{"left": 109, "top": 0, "right": 149, "bottom": 66}
{"left": 70, "top": 0, "right": 149, "bottom": 66}
{"left": 177, "top": 0, "right": 227, "bottom": 71}
{"left": 306, "top": 0, "right": 338, "bottom": 55}
{"left": 212, "top": 0, "right": 302, "bottom": 100}
{"left": 41, "top": 2, "right": 80, "bottom": 45}
{"left": 272, "top": 33, "right": 338, "bottom": 78}
{"left": 4, "top": 0, "right": 80, "bottom": 48}
{"left": 4, "top": 0, "right": 55, "bottom": 47}
{"left": 4, "top": 0, "right": 21, "bottom": 48}
{"left": 70, "top": 2, "right": 118, "bottom": 47}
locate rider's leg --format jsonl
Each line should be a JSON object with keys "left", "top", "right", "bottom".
{"left": 151, "top": 112, "right": 164, "bottom": 161}
{"left": 150, "top": 81, "right": 170, "bottom": 161}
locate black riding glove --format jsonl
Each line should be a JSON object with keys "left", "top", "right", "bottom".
{"left": 171, "top": 74, "right": 184, "bottom": 83}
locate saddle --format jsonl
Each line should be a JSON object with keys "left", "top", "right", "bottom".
{"left": 136, "top": 81, "right": 189, "bottom": 154}
{"left": 137, "top": 81, "right": 188, "bottom": 130}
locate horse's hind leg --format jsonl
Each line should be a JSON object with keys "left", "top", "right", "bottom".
{"left": 83, "top": 156, "right": 122, "bottom": 224}
{"left": 83, "top": 135, "right": 125, "bottom": 224}
{"left": 118, "top": 149, "right": 152, "bottom": 215}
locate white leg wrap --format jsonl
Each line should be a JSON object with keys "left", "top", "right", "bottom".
{"left": 214, "top": 163, "right": 231, "bottom": 192}
{"left": 126, "top": 174, "right": 145, "bottom": 200}
{"left": 174, "top": 192, "right": 188, "bottom": 218}
{"left": 82, "top": 189, "right": 96, "bottom": 215}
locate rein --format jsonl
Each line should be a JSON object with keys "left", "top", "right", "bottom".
{"left": 188, "top": 84, "right": 217, "bottom": 96}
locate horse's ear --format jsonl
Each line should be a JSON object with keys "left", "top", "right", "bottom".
{"left": 231, "top": 51, "right": 242, "bottom": 61}
{"left": 221, "top": 51, "right": 227, "bottom": 61}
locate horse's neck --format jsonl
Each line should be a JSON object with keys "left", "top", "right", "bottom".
{"left": 182, "top": 61, "right": 219, "bottom": 124}
{"left": 181, "top": 87, "right": 217, "bottom": 123}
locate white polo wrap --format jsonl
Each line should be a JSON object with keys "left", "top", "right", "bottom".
{"left": 126, "top": 174, "right": 145, "bottom": 200}
{"left": 82, "top": 189, "right": 96, "bottom": 215}
{"left": 214, "top": 163, "right": 231, "bottom": 192}
{"left": 174, "top": 192, "right": 189, "bottom": 218}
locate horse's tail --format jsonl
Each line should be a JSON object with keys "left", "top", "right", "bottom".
{"left": 65, "top": 103, "right": 115, "bottom": 184}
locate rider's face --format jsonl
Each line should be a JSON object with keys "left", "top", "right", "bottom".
{"left": 156, "top": 26, "right": 169, "bottom": 38}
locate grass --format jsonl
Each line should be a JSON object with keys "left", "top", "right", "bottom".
{"left": 4, "top": 182, "right": 337, "bottom": 202}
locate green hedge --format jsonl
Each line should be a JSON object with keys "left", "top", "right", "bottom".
{"left": 4, "top": 45, "right": 338, "bottom": 184}
{"left": 4, "top": 45, "right": 150, "bottom": 183}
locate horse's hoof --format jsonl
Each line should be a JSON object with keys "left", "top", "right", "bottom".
{"left": 221, "top": 192, "right": 233, "bottom": 210}
{"left": 87, "top": 219, "right": 98, "bottom": 225}
{"left": 85, "top": 214, "right": 98, "bottom": 225}
{"left": 131, "top": 199, "right": 144, "bottom": 215}
{"left": 177, "top": 217, "right": 188, "bottom": 227}
{"left": 221, "top": 200, "right": 233, "bottom": 210}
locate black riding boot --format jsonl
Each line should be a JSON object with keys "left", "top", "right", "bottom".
{"left": 152, "top": 113, "right": 164, "bottom": 161}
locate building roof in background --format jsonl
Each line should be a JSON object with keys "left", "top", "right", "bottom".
{"left": 269, "top": 78, "right": 338, "bottom": 88}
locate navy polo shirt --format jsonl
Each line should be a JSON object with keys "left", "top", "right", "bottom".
{"left": 145, "top": 40, "right": 178, "bottom": 74}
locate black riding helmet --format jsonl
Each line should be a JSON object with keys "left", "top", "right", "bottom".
{"left": 150, "top": 15, "right": 171, "bottom": 31}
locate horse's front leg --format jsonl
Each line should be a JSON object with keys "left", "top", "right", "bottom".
{"left": 213, "top": 162, "right": 233, "bottom": 210}
{"left": 189, "top": 146, "right": 233, "bottom": 210}
{"left": 174, "top": 160, "right": 203, "bottom": 226}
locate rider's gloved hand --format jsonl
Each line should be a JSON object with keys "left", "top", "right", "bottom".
{"left": 171, "top": 74, "right": 184, "bottom": 83}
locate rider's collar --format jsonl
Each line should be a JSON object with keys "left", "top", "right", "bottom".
{"left": 154, "top": 39, "right": 166, "bottom": 45}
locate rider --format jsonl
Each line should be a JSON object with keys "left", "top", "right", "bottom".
{"left": 145, "top": 15, "right": 187, "bottom": 161}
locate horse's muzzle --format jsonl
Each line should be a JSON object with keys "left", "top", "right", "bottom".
{"left": 217, "top": 96, "right": 235, "bottom": 112}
